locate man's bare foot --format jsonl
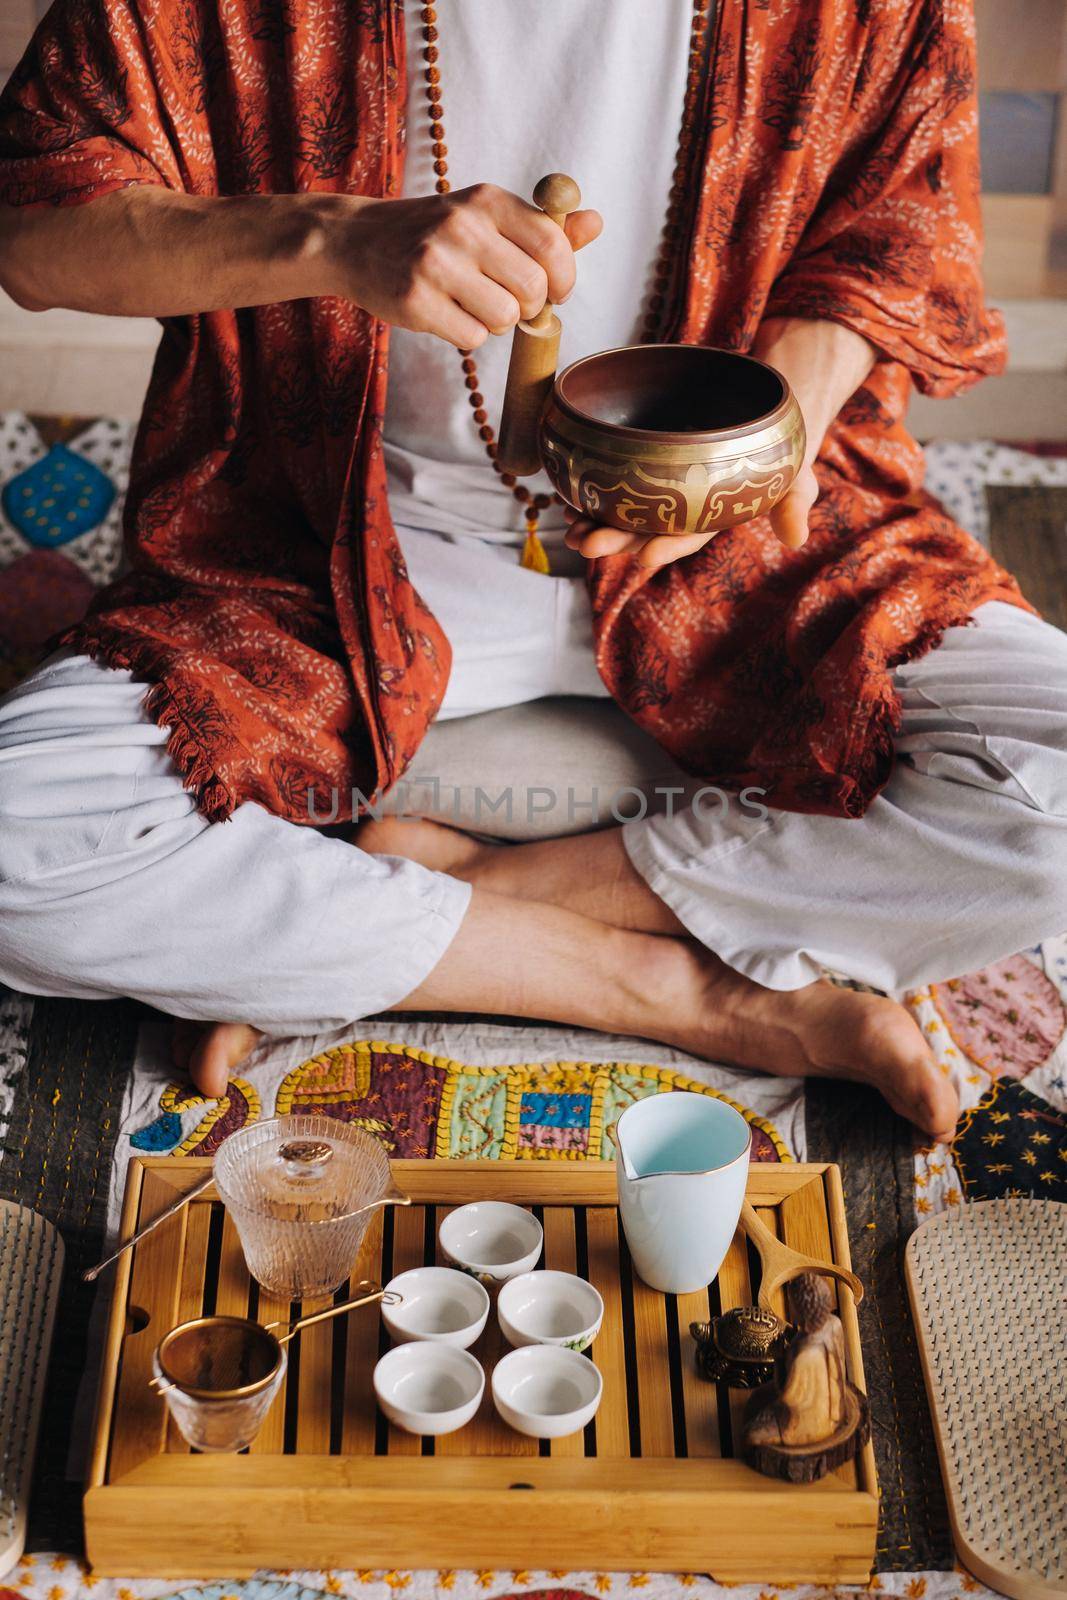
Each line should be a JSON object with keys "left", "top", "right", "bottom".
{"left": 403, "top": 889, "right": 959, "bottom": 1140}
{"left": 356, "top": 813, "right": 683, "bottom": 933}
{"left": 172, "top": 1019, "right": 263, "bottom": 1099}
{"left": 358, "top": 818, "right": 958, "bottom": 1140}
{"left": 356, "top": 814, "right": 491, "bottom": 876}
{"left": 678, "top": 951, "right": 959, "bottom": 1142}
{"left": 170, "top": 874, "right": 958, "bottom": 1141}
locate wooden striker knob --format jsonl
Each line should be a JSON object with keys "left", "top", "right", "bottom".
{"left": 533, "top": 172, "right": 583, "bottom": 229}
{"left": 529, "top": 175, "right": 582, "bottom": 329}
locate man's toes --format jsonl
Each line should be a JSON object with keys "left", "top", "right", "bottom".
{"left": 851, "top": 996, "right": 960, "bottom": 1142}
{"left": 921, "top": 1073, "right": 960, "bottom": 1145}
{"left": 188, "top": 1021, "right": 261, "bottom": 1099}
{"left": 889, "top": 1053, "right": 959, "bottom": 1143}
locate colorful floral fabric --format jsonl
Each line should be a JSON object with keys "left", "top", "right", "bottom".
{"left": 951, "top": 1078, "right": 1067, "bottom": 1203}
{"left": 0, "top": 0, "right": 1029, "bottom": 821}
{"left": 908, "top": 933, "right": 1067, "bottom": 1214}
{"left": 128, "top": 1042, "right": 791, "bottom": 1164}
{"left": 0, "top": 1558, "right": 1020, "bottom": 1600}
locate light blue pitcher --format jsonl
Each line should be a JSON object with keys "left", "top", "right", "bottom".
{"left": 614, "top": 1092, "right": 751, "bottom": 1293}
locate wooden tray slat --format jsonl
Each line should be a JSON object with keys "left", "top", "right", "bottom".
{"left": 541, "top": 1206, "right": 585, "bottom": 1461}
{"left": 340, "top": 1209, "right": 385, "bottom": 1459}
{"left": 778, "top": 1179, "right": 840, "bottom": 1302}
{"left": 675, "top": 1281, "right": 721, "bottom": 1459}
{"left": 584, "top": 1206, "right": 631, "bottom": 1460}
{"left": 294, "top": 1295, "right": 335, "bottom": 1456}
{"left": 470, "top": 1305, "right": 538, "bottom": 1459}
{"left": 715, "top": 1227, "right": 755, "bottom": 1456}
{"left": 630, "top": 1271, "right": 675, "bottom": 1458}
{"left": 215, "top": 1212, "right": 252, "bottom": 1318}
{"left": 386, "top": 1204, "right": 428, "bottom": 1458}
{"left": 249, "top": 1279, "right": 290, "bottom": 1456}
{"left": 108, "top": 1170, "right": 188, "bottom": 1482}
{"left": 166, "top": 1200, "right": 212, "bottom": 1454}
{"left": 86, "top": 1159, "right": 878, "bottom": 1583}
{"left": 431, "top": 1206, "right": 477, "bottom": 1460}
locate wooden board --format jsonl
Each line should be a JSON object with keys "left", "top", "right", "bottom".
{"left": 84, "top": 1160, "right": 877, "bottom": 1583}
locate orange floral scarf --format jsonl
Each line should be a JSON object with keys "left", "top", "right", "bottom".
{"left": 0, "top": 0, "right": 1028, "bottom": 820}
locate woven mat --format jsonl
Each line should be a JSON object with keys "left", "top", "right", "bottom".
{"left": 0, "top": 995, "right": 140, "bottom": 1549}
{"left": 807, "top": 1078, "right": 952, "bottom": 1569}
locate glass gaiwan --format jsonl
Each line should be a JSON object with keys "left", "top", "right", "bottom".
{"left": 213, "top": 1114, "right": 407, "bottom": 1299}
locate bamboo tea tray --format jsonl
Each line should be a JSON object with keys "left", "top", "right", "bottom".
{"left": 85, "top": 1158, "right": 877, "bottom": 1581}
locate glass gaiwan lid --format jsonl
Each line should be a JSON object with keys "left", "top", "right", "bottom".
{"left": 213, "top": 1114, "right": 392, "bottom": 1224}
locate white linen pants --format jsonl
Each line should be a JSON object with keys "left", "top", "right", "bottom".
{"left": 0, "top": 521, "right": 1065, "bottom": 1032}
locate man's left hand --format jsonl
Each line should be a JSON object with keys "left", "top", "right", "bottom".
{"left": 563, "top": 316, "right": 875, "bottom": 570}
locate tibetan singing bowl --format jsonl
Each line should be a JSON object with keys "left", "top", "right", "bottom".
{"left": 539, "top": 344, "right": 805, "bottom": 537}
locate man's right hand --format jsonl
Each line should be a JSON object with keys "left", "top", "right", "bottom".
{"left": 334, "top": 183, "right": 602, "bottom": 349}
{"left": 0, "top": 182, "right": 599, "bottom": 331}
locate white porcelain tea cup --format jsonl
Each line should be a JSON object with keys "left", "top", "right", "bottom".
{"left": 496, "top": 1271, "right": 603, "bottom": 1352}
{"left": 614, "top": 1092, "right": 750, "bottom": 1293}
{"left": 492, "top": 1344, "right": 603, "bottom": 1438}
{"left": 373, "top": 1343, "right": 484, "bottom": 1435}
{"left": 438, "top": 1202, "right": 543, "bottom": 1285}
{"left": 382, "top": 1266, "right": 490, "bottom": 1348}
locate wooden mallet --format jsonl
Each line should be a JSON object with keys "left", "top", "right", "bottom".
{"left": 497, "top": 172, "right": 583, "bottom": 476}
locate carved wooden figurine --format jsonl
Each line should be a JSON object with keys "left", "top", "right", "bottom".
{"left": 742, "top": 1271, "right": 870, "bottom": 1484}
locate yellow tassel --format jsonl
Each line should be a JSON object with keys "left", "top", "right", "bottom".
{"left": 520, "top": 523, "right": 550, "bottom": 574}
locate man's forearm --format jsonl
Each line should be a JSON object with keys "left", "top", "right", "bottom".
{"left": 754, "top": 316, "right": 877, "bottom": 456}
{"left": 748, "top": 316, "right": 877, "bottom": 549}
{"left": 0, "top": 185, "right": 360, "bottom": 316}
{"left": 0, "top": 179, "right": 599, "bottom": 351}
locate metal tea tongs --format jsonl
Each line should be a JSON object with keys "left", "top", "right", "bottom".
{"left": 151, "top": 1279, "right": 403, "bottom": 1400}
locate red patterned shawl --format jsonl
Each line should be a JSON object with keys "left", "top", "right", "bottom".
{"left": 0, "top": 0, "right": 1029, "bottom": 820}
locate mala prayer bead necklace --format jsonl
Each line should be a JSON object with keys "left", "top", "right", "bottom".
{"left": 418, "top": 0, "right": 711, "bottom": 571}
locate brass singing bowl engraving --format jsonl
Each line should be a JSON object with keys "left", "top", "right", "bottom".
{"left": 539, "top": 344, "right": 806, "bottom": 538}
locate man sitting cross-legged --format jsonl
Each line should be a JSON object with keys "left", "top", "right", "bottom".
{"left": 1, "top": 0, "right": 1065, "bottom": 1147}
